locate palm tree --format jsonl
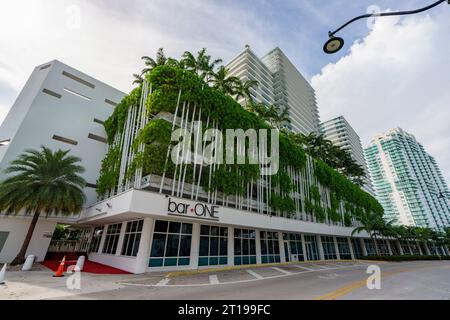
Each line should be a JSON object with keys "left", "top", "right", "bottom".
{"left": 352, "top": 211, "right": 384, "bottom": 255}
{"left": 132, "top": 73, "right": 144, "bottom": 85}
{"left": 211, "top": 66, "right": 239, "bottom": 95}
{"left": 133, "top": 48, "right": 181, "bottom": 85}
{"left": 0, "top": 147, "right": 86, "bottom": 266}
{"left": 182, "top": 48, "right": 223, "bottom": 81}
{"left": 234, "top": 79, "right": 258, "bottom": 106}
{"left": 141, "top": 47, "right": 168, "bottom": 75}
{"left": 272, "top": 105, "right": 291, "bottom": 130}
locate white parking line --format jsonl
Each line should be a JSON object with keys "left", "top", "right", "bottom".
{"left": 209, "top": 275, "right": 219, "bottom": 285}
{"left": 294, "top": 265, "right": 315, "bottom": 271}
{"left": 247, "top": 270, "right": 264, "bottom": 279}
{"left": 272, "top": 267, "right": 292, "bottom": 275}
{"left": 156, "top": 278, "right": 171, "bottom": 286}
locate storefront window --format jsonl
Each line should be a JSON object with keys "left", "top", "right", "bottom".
{"left": 351, "top": 239, "right": 363, "bottom": 258}
{"left": 102, "top": 223, "right": 122, "bottom": 255}
{"left": 199, "top": 225, "right": 228, "bottom": 267}
{"left": 390, "top": 240, "right": 400, "bottom": 255}
{"left": 304, "top": 235, "right": 319, "bottom": 261}
{"left": 283, "top": 233, "right": 305, "bottom": 262}
{"left": 121, "top": 220, "right": 144, "bottom": 257}
{"left": 378, "top": 241, "right": 391, "bottom": 256}
{"left": 234, "top": 228, "right": 256, "bottom": 265}
{"left": 336, "top": 237, "right": 352, "bottom": 260}
{"left": 364, "top": 239, "right": 377, "bottom": 256}
{"left": 321, "top": 236, "right": 337, "bottom": 260}
{"left": 89, "top": 227, "right": 103, "bottom": 253}
{"left": 149, "top": 220, "right": 192, "bottom": 267}
{"left": 260, "top": 231, "right": 280, "bottom": 264}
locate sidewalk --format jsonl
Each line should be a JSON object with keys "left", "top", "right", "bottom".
{"left": 0, "top": 265, "right": 166, "bottom": 300}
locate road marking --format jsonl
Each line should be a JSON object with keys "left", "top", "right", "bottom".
{"left": 294, "top": 265, "right": 315, "bottom": 271}
{"left": 316, "top": 268, "right": 410, "bottom": 300}
{"left": 311, "top": 264, "right": 330, "bottom": 269}
{"left": 156, "top": 278, "right": 170, "bottom": 286}
{"left": 246, "top": 270, "right": 264, "bottom": 279}
{"left": 119, "top": 262, "right": 372, "bottom": 288}
{"left": 272, "top": 267, "right": 292, "bottom": 275}
{"left": 209, "top": 275, "right": 219, "bottom": 285}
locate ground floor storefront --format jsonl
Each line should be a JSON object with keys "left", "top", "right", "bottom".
{"left": 85, "top": 215, "right": 450, "bottom": 274}
{"left": 2, "top": 189, "right": 450, "bottom": 271}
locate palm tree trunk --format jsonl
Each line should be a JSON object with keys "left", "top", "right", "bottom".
{"left": 11, "top": 210, "right": 41, "bottom": 266}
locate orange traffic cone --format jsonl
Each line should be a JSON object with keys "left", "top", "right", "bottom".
{"left": 53, "top": 256, "right": 66, "bottom": 278}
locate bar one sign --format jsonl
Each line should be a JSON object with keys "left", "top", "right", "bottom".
{"left": 167, "top": 197, "right": 220, "bottom": 221}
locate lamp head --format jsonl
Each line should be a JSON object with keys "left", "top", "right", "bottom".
{"left": 324, "top": 36, "right": 345, "bottom": 54}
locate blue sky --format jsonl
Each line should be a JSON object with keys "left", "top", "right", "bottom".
{"left": 0, "top": 0, "right": 449, "bottom": 183}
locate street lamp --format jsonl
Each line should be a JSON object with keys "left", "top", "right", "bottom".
{"left": 324, "top": 0, "right": 449, "bottom": 54}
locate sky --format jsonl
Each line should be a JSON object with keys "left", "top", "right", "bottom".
{"left": 0, "top": 0, "right": 449, "bottom": 184}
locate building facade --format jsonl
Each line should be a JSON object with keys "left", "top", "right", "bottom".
{"left": 320, "top": 116, "right": 374, "bottom": 196}
{"left": 227, "top": 46, "right": 320, "bottom": 135}
{"left": 364, "top": 128, "right": 450, "bottom": 230}
{"left": 0, "top": 60, "right": 125, "bottom": 263}
{"left": 1, "top": 63, "right": 449, "bottom": 271}
{"left": 77, "top": 77, "right": 449, "bottom": 274}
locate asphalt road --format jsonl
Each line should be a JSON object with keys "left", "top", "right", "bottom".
{"left": 54, "top": 260, "right": 450, "bottom": 300}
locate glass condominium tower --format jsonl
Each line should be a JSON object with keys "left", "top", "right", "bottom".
{"left": 364, "top": 128, "right": 450, "bottom": 230}
{"left": 226, "top": 45, "right": 320, "bottom": 134}
{"left": 320, "top": 116, "right": 374, "bottom": 196}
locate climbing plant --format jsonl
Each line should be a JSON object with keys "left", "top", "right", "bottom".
{"left": 97, "top": 63, "right": 384, "bottom": 225}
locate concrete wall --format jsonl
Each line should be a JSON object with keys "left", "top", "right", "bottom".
{"left": 0, "top": 216, "right": 57, "bottom": 263}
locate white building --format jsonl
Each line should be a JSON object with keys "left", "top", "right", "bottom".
{"left": 227, "top": 46, "right": 320, "bottom": 135}
{"left": 1, "top": 62, "right": 448, "bottom": 271}
{"left": 320, "top": 116, "right": 374, "bottom": 196}
{"left": 364, "top": 128, "right": 450, "bottom": 230}
{"left": 0, "top": 60, "right": 125, "bottom": 263}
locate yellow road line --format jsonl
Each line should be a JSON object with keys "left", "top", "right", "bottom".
{"left": 316, "top": 268, "right": 410, "bottom": 300}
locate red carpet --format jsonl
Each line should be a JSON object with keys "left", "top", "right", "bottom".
{"left": 42, "top": 260, "right": 130, "bottom": 274}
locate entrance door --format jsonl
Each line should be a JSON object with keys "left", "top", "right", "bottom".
{"left": 284, "top": 241, "right": 290, "bottom": 262}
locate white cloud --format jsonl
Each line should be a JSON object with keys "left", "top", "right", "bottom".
{"left": 312, "top": 11, "right": 450, "bottom": 185}
{"left": 0, "top": 0, "right": 272, "bottom": 123}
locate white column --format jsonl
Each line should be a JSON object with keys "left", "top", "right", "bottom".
{"left": 135, "top": 218, "right": 154, "bottom": 274}
{"left": 115, "top": 222, "right": 128, "bottom": 256}
{"left": 279, "top": 232, "right": 286, "bottom": 263}
{"left": 333, "top": 237, "right": 340, "bottom": 260}
{"left": 316, "top": 235, "right": 325, "bottom": 261}
{"left": 360, "top": 238, "right": 368, "bottom": 256}
{"left": 97, "top": 225, "right": 108, "bottom": 254}
{"left": 416, "top": 241, "right": 423, "bottom": 256}
{"left": 227, "top": 227, "right": 234, "bottom": 266}
{"left": 189, "top": 223, "right": 201, "bottom": 269}
{"left": 444, "top": 246, "right": 450, "bottom": 256}
{"left": 387, "top": 240, "right": 393, "bottom": 256}
{"left": 348, "top": 238, "right": 355, "bottom": 260}
{"left": 255, "top": 229, "right": 262, "bottom": 264}
{"left": 424, "top": 242, "right": 431, "bottom": 255}
{"left": 406, "top": 240, "right": 413, "bottom": 255}
{"left": 397, "top": 240, "right": 404, "bottom": 255}
{"left": 301, "top": 234, "right": 308, "bottom": 262}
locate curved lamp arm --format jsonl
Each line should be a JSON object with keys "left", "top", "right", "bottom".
{"left": 324, "top": 0, "right": 449, "bottom": 54}
{"left": 329, "top": 0, "right": 447, "bottom": 37}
